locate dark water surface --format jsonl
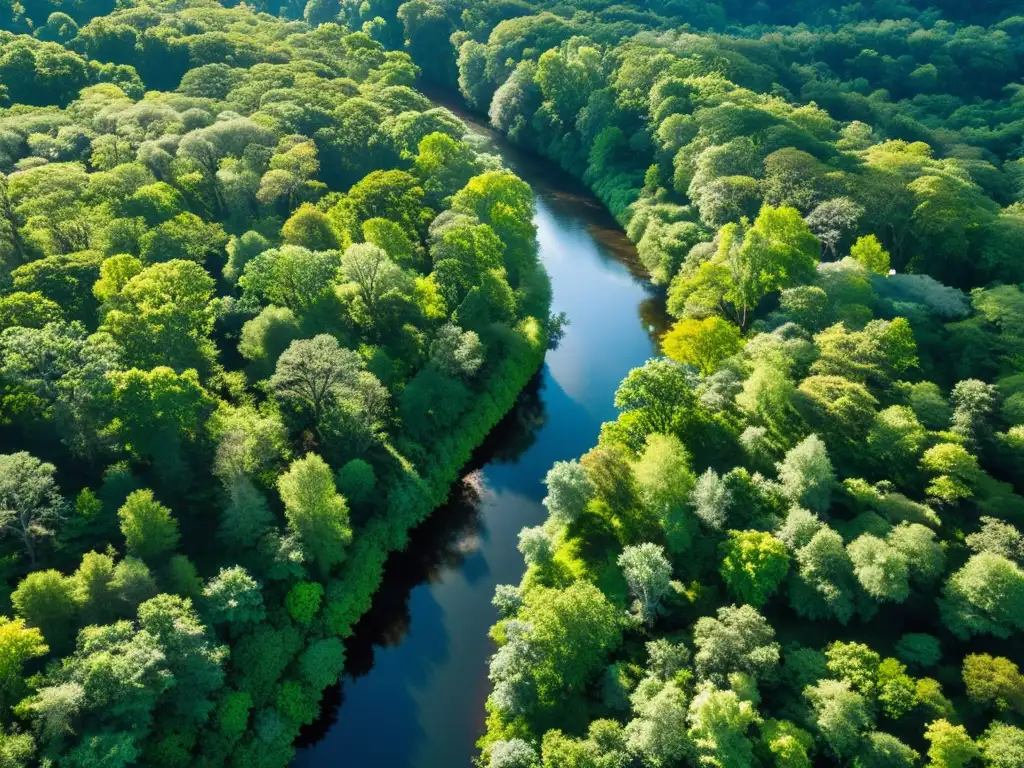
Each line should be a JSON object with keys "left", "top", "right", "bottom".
{"left": 294, "top": 117, "right": 667, "bottom": 768}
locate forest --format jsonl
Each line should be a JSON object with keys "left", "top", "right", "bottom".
{"left": 419, "top": 0, "right": 1024, "bottom": 767}
{"left": 0, "top": 2, "right": 550, "bottom": 766}
{"left": 3, "top": 0, "right": 1024, "bottom": 765}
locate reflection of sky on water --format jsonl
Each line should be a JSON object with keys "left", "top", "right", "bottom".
{"left": 293, "top": 127, "right": 663, "bottom": 768}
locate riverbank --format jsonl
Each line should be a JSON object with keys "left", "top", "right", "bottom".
{"left": 294, "top": 110, "right": 668, "bottom": 767}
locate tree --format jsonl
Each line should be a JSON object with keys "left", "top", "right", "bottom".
{"left": 340, "top": 242, "right": 409, "bottom": 321}
{"left": 518, "top": 526, "right": 554, "bottom": 568}
{"left": 826, "top": 641, "right": 881, "bottom": 696}
{"left": 691, "top": 469, "right": 733, "bottom": 531}
{"left": 0, "top": 617, "right": 47, "bottom": 710}
{"left": 625, "top": 680, "right": 691, "bottom": 767}
{"left": 100, "top": 259, "right": 216, "bottom": 374}
{"left": 111, "top": 557, "right": 158, "bottom": 615}
{"left": 850, "top": 235, "right": 891, "bottom": 275}
{"left": 0, "top": 291, "right": 62, "bottom": 329}
{"left": 633, "top": 434, "right": 697, "bottom": 553}
{"left": 950, "top": 379, "right": 997, "bottom": 448}
{"left": 805, "top": 679, "right": 873, "bottom": 759}
{"left": 614, "top": 358, "right": 699, "bottom": 441}
{"left": 489, "top": 739, "right": 538, "bottom": 768}
{"left": 73, "top": 551, "right": 117, "bottom": 626}
{"left": 920, "top": 443, "right": 981, "bottom": 504}
{"left": 939, "top": 553, "right": 1024, "bottom": 639}
{"left": 136, "top": 594, "right": 227, "bottom": 725}
{"left": 93, "top": 255, "right": 143, "bottom": 304}
{"left": 662, "top": 316, "right": 742, "bottom": 375}
{"left": 429, "top": 323, "right": 484, "bottom": 379}
{"left": 966, "top": 517, "right": 1024, "bottom": 563}
{"left": 285, "top": 581, "right": 324, "bottom": 626}
{"left": 542, "top": 460, "right": 594, "bottom": 527}
{"left": 847, "top": 535, "right": 910, "bottom": 603}
{"left": 759, "top": 719, "right": 813, "bottom": 768}
{"left": 888, "top": 524, "right": 945, "bottom": 585}
{"left": 282, "top": 205, "right": 339, "bottom": 251}
{"left": 806, "top": 198, "right": 864, "bottom": 258}
{"left": 239, "top": 245, "right": 339, "bottom": 313}
{"left": 719, "top": 531, "right": 790, "bottom": 607}
{"left": 923, "top": 720, "right": 980, "bottom": 768}
{"left": 223, "top": 231, "right": 271, "bottom": 284}
{"left": 335, "top": 459, "right": 376, "bottom": 509}
{"left": 117, "top": 490, "right": 180, "bottom": 563}
{"left": 894, "top": 634, "right": 942, "bottom": 671}
{"left": 777, "top": 435, "right": 834, "bottom": 513}
{"left": 299, "top": 637, "right": 345, "bottom": 691}
{"left": 980, "top": 723, "right": 1024, "bottom": 768}
{"left": 693, "top": 604, "right": 780, "bottom": 684}
{"left": 414, "top": 132, "right": 483, "bottom": 207}
{"left": 856, "top": 731, "right": 919, "bottom": 768}
{"left": 671, "top": 206, "right": 819, "bottom": 330}
{"left": 618, "top": 543, "right": 673, "bottom": 623}
{"left": 687, "top": 684, "right": 760, "bottom": 768}
{"left": 0, "top": 452, "right": 64, "bottom": 566}
{"left": 238, "top": 306, "right": 302, "bottom": 378}
{"left": 519, "top": 582, "right": 622, "bottom": 701}
{"left": 11, "top": 570, "right": 78, "bottom": 654}
{"left": 218, "top": 478, "right": 274, "bottom": 551}
{"left": 790, "top": 527, "right": 859, "bottom": 624}
{"left": 138, "top": 213, "right": 227, "bottom": 264}
{"left": 363, "top": 218, "right": 417, "bottom": 268}
{"left": 269, "top": 335, "right": 363, "bottom": 433}
{"left": 277, "top": 453, "right": 352, "bottom": 577}
{"left": 203, "top": 567, "right": 265, "bottom": 630}
{"left": 961, "top": 654, "right": 1024, "bottom": 714}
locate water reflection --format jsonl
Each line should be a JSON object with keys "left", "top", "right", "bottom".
{"left": 294, "top": 114, "right": 665, "bottom": 768}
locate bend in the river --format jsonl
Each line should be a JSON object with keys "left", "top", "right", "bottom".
{"left": 293, "top": 108, "right": 668, "bottom": 768}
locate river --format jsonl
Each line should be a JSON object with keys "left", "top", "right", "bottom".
{"left": 293, "top": 115, "right": 668, "bottom": 767}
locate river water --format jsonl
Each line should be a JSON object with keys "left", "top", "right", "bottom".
{"left": 294, "top": 118, "right": 667, "bottom": 767}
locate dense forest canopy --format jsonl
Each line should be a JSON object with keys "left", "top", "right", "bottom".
{"left": 0, "top": 2, "right": 549, "bottom": 765}
{"left": 3, "top": 0, "right": 1024, "bottom": 764}
{"left": 303, "top": 0, "right": 1024, "bottom": 766}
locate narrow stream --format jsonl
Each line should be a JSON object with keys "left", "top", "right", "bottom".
{"left": 294, "top": 115, "right": 668, "bottom": 767}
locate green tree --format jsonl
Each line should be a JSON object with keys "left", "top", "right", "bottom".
{"left": 805, "top": 678, "right": 873, "bottom": 759}
{"left": 117, "top": 490, "right": 180, "bottom": 563}
{"left": 614, "top": 358, "right": 699, "bottom": 440}
{"left": 719, "top": 531, "right": 790, "bottom": 607}
{"left": 633, "top": 434, "right": 697, "bottom": 553}
{"left": 519, "top": 581, "right": 622, "bottom": 701}
{"left": 662, "top": 316, "right": 742, "bottom": 375}
{"left": 693, "top": 604, "right": 780, "bottom": 684}
{"left": 204, "top": 567, "right": 265, "bottom": 630}
{"left": 923, "top": 720, "right": 980, "bottom": 768}
{"left": 847, "top": 534, "right": 910, "bottom": 603}
{"left": 979, "top": 723, "right": 1024, "bottom": 768}
{"left": 0, "top": 452, "right": 64, "bottom": 566}
{"left": 0, "top": 616, "right": 47, "bottom": 711}
{"left": 72, "top": 551, "right": 117, "bottom": 626}
{"left": 856, "top": 731, "right": 919, "bottom": 768}
{"left": 239, "top": 245, "right": 339, "bottom": 313}
{"left": 100, "top": 259, "right": 216, "bottom": 374}
{"left": 542, "top": 460, "right": 594, "bottom": 527}
{"left": 962, "top": 654, "right": 1024, "bottom": 714}
{"left": 777, "top": 434, "right": 834, "bottom": 513}
{"left": 268, "top": 335, "right": 363, "bottom": 435}
{"left": 939, "top": 553, "right": 1024, "bottom": 639}
{"left": 618, "top": 543, "right": 673, "bottom": 623}
{"left": 687, "top": 684, "right": 760, "bottom": 768}
{"left": 11, "top": 570, "right": 78, "bottom": 654}
{"left": 850, "top": 235, "right": 891, "bottom": 275}
{"left": 790, "top": 526, "right": 859, "bottom": 624}
{"left": 277, "top": 454, "right": 352, "bottom": 577}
